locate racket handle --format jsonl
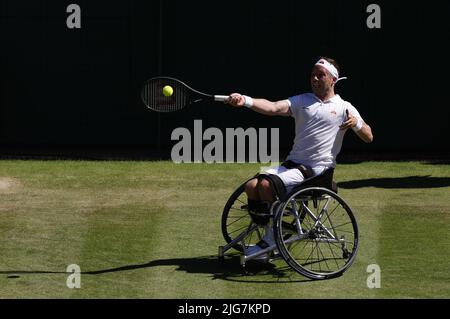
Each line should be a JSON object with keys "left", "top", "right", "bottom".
{"left": 214, "top": 95, "right": 229, "bottom": 102}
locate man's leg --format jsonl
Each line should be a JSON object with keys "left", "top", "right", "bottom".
{"left": 244, "top": 177, "right": 275, "bottom": 201}
{"left": 244, "top": 177, "right": 275, "bottom": 258}
{"left": 244, "top": 177, "right": 274, "bottom": 225}
{"left": 244, "top": 178, "right": 259, "bottom": 200}
{"left": 256, "top": 178, "right": 275, "bottom": 202}
{"left": 244, "top": 169, "right": 301, "bottom": 257}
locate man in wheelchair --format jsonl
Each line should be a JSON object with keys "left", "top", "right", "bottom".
{"left": 226, "top": 57, "right": 373, "bottom": 260}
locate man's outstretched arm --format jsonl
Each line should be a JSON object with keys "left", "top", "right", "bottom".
{"left": 226, "top": 93, "right": 292, "bottom": 117}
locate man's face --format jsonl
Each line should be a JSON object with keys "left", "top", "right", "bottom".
{"left": 310, "top": 65, "right": 336, "bottom": 96}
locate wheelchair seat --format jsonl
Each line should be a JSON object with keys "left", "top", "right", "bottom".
{"left": 280, "top": 167, "right": 337, "bottom": 201}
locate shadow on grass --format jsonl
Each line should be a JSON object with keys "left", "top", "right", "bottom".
{"left": 0, "top": 255, "right": 312, "bottom": 284}
{"left": 107, "top": 255, "right": 311, "bottom": 283}
{"left": 338, "top": 176, "right": 450, "bottom": 189}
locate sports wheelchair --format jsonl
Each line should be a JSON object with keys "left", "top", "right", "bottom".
{"left": 218, "top": 168, "right": 359, "bottom": 280}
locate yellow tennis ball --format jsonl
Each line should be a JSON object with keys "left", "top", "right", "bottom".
{"left": 162, "top": 85, "right": 173, "bottom": 97}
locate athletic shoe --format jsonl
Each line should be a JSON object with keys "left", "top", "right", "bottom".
{"left": 245, "top": 226, "right": 275, "bottom": 260}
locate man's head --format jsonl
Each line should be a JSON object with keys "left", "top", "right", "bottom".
{"left": 310, "top": 57, "right": 341, "bottom": 98}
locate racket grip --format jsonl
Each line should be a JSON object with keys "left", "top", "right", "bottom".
{"left": 214, "top": 95, "right": 229, "bottom": 102}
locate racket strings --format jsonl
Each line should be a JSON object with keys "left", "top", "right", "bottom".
{"left": 142, "top": 78, "right": 188, "bottom": 112}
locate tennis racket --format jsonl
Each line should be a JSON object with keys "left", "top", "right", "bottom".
{"left": 141, "top": 76, "right": 229, "bottom": 112}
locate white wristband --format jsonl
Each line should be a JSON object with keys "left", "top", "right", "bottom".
{"left": 352, "top": 118, "right": 363, "bottom": 132}
{"left": 242, "top": 95, "right": 253, "bottom": 108}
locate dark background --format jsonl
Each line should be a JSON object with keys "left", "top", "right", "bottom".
{"left": 0, "top": 0, "right": 449, "bottom": 159}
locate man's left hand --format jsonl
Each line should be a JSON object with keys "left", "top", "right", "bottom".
{"left": 340, "top": 110, "right": 358, "bottom": 130}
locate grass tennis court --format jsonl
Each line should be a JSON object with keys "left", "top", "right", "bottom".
{"left": 0, "top": 160, "right": 449, "bottom": 298}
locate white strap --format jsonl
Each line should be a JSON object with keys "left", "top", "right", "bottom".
{"left": 242, "top": 95, "right": 253, "bottom": 108}
{"left": 352, "top": 118, "right": 363, "bottom": 132}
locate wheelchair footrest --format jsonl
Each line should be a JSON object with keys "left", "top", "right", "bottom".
{"left": 242, "top": 243, "right": 278, "bottom": 264}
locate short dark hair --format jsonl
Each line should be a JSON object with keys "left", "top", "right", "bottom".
{"left": 319, "top": 56, "right": 341, "bottom": 76}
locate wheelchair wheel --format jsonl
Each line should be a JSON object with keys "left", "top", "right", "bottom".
{"left": 274, "top": 187, "right": 359, "bottom": 280}
{"left": 221, "top": 182, "right": 264, "bottom": 252}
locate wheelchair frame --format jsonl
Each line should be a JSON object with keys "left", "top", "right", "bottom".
{"left": 218, "top": 168, "right": 359, "bottom": 280}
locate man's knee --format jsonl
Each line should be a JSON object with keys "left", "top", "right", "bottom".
{"left": 257, "top": 177, "right": 275, "bottom": 201}
{"left": 257, "top": 178, "right": 272, "bottom": 191}
{"left": 245, "top": 178, "right": 258, "bottom": 194}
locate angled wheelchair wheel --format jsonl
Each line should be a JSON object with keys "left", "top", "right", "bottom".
{"left": 274, "top": 187, "right": 359, "bottom": 280}
{"left": 221, "top": 183, "right": 264, "bottom": 252}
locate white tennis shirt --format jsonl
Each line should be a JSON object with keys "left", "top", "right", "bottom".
{"left": 286, "top": 93, "right": 363, "bottom": 168}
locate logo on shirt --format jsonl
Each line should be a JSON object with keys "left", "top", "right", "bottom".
{"left": 330, "top": 110, "right": 337, "bottom": 116}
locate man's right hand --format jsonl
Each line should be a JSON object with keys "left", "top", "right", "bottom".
{"left": 225, "top": 93, "right": 246, "bottom": 107}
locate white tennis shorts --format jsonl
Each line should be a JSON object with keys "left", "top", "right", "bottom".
{"left": 262, "top": 165, "right": 328, "bottom": 193}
